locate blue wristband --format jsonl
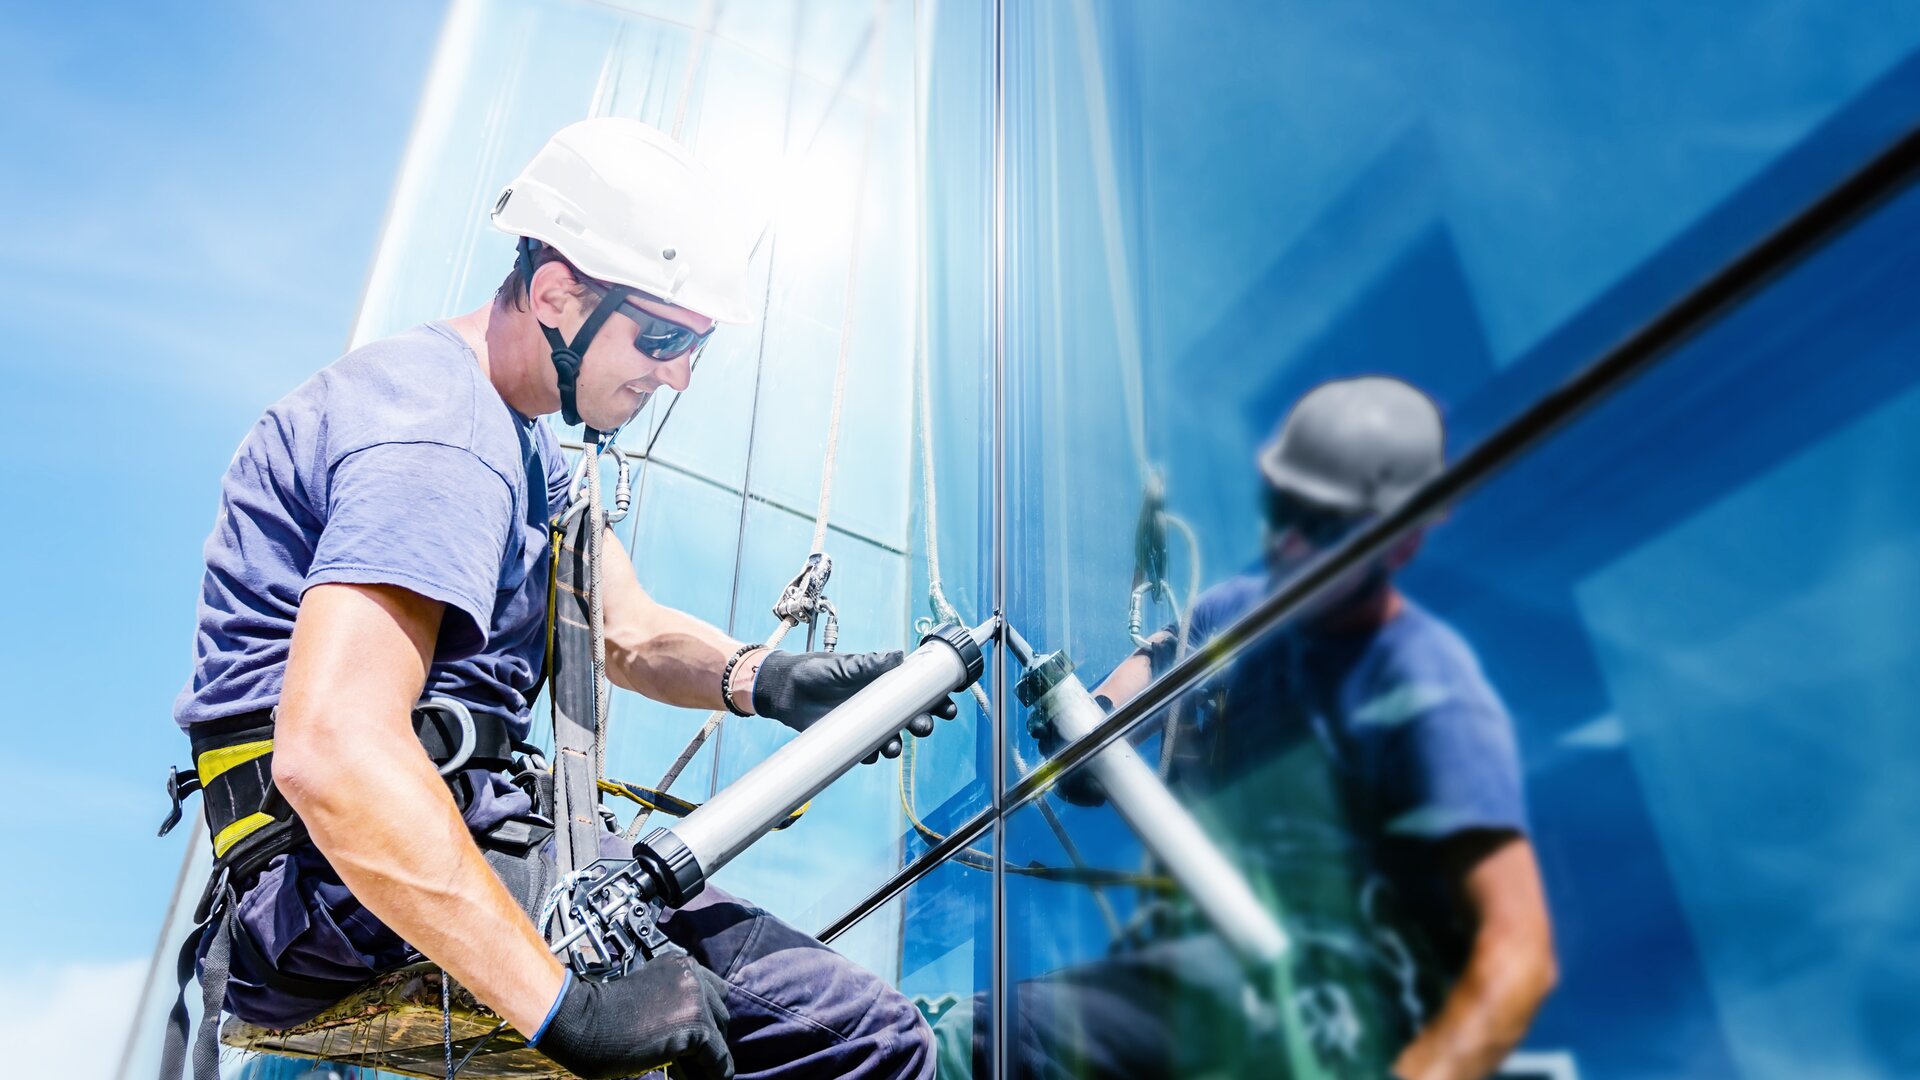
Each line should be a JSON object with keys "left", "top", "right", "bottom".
{"left": 526, "top": 970, "right": 574, "bottom": 1048}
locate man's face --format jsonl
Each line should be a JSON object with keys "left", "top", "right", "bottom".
{"left": 1262, "top": 487, "right": 1387, "bottom": 621}
{"left": 560, "top": 285, "right": 716, "bottom": 432}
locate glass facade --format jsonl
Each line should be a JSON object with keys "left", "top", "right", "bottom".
{"left": 124, "top": 1, "right": 1920, "bottom": 1078}
{"left": 870, "top": 2, "right": 1920, "bottom": 1078}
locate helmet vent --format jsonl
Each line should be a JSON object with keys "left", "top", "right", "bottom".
{"left": 662, "top": 247, "right": 677, "bottom": 261}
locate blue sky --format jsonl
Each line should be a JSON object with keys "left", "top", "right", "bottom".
{"left": 0, "top": 2, "right": 443, "bottom": 1071}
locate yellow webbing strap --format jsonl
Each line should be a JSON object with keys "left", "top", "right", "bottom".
{"left": 196, "top": 739, "right": 272, "bottom": 785}
{"left": 194, "top": 739, "right": 279, "bottom": 858}
{"left": 598, "top": 779, "right": 809, "bottom": 831}
{"left": 213, "top": 812, "right": 276, "bottom": 859}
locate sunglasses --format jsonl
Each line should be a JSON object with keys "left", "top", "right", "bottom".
{"left": 622, "top": 297, "right": 714, "bottom": 361}
{"left": 1263, "top": 487, "right": 1365, "bottom": 547}
{"left": 585, "top": 283, "right": 715, "bottom": 361}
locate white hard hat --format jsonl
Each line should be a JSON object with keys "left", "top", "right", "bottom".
{"left": 491, "top": 117, "right": 752, "bottom": 324}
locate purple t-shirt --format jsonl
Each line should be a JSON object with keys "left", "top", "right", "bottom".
{"left": 173, "top": 322, "right": 571, "bottom": 740}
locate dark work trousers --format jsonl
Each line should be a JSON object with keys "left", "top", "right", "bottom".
{"left": 206, "top": 770, "right": 934, "bottom": 1080}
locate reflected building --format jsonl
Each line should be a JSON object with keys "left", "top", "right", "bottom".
{"left": 125, "top": 1, "right": 1920, "bottom": 1078}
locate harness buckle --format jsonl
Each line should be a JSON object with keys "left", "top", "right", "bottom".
{"left": 158, "top": 765, "right": 201, "bottom": 838}
{"left": 193, "top": 864, "right": 233, "bottom": 926}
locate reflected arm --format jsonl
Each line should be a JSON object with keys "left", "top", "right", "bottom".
{"left": 1392, "top": 832, "right": 1558, "bottom": 1080}
{"left": 1087, "top": 629, "right": 1175, "bottom": 706}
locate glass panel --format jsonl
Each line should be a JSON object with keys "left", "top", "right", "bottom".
{"left": 705, "top": 500, "right": 919, "bottom": 930}
{"left": 600, "top": 462, "right": 744, "bottom": 799}
{"left": 1003, "top": 614, "right": 1391, "bottom": 1078}
{"left": 741, "top": 0, "right": 918, "bottom": 552}
{"left": 911, "top": 0, "right": 997, "bottom": 799}
{"left": 826, "top": 843, "right": 996, "bottom": 1080}
{"left": 995, "top": 0, "right": 1920, "bottom": 788}
{"left": 1001, "top": 176, "right": 1920, "bottom": 1077}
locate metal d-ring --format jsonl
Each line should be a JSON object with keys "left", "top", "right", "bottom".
{"left": 419, "top": 696, "right": 477, "bottom": 777}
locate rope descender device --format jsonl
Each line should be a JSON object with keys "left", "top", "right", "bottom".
{"left": 774, "top": 552, "right": 839, "bottom": 652}
{"left": 542, "top": 860, "right": 673, "bottom": 981}
{"left": 1129, "top": 470, "right": 1171, "bottom": 647}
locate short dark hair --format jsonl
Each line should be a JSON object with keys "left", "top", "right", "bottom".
{"left": 495, "top": 240, "right": 592, "bottom": 312}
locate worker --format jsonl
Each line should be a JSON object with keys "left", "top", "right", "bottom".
{"left": 167, "top": 119, "right": 943, "bottom": 1080}
{"left": 946, "top": 377, "right": 1557, "bottom": 1079}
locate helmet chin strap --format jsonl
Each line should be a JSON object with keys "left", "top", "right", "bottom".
{"left": 519, "top": 237, "right": 633, "bottom": 441}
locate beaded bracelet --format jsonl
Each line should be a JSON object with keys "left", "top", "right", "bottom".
{"left": 720, "top": 643, "right": 761, "bottom": 717}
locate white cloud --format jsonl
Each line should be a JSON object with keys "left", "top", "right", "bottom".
{"left": 0, "top": 957, "right": 148, "bottom": 1080}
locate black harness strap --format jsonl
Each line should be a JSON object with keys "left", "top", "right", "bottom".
{"left": 194, "top": 889, "right": 234, "bottom": 1080}
{"left": 519, "top": 236, "right": 633, "bottom": 435}
{"left": 549, "top": 494, "right": 606, "bottom": 879}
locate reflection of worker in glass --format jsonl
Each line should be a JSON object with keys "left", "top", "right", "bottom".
{"left": 968, "top": 378, "right": 1557, "bottom": 1079}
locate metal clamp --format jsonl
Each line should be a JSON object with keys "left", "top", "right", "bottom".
{"left": 774, "top": 552, "right": 840, "bottom": 651}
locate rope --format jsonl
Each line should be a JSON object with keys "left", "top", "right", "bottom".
{"left": 441, "top": 968, "right": 453, "bottom": 1080}
{"left": 1065, "top": 0, "right": 1150, "bottom": 478}
{"left": 588, "top": 448, "right": 612, "bottom": 787}
{"left": 1154, "top": 512, "right": 1202, "bottom": 779}
{"left": 630, "top": 0, "right": 893, "bottom": 838}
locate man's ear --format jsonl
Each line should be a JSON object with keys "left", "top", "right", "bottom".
{"left": 528, "top": 259, "right": 582, "bottom": 329}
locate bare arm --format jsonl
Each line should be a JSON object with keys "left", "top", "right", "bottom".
{"left": 1088, "top": 645, "right": 1157, "bottom": 707}
{"left": 1392, "top": 833, "right": 1558, "bottom": 1080}
{"left": 272, "top": 583, "right": 565, "bottom": 1036}
{"left": 599, "top": 528, "right": 758, "bottom": 713}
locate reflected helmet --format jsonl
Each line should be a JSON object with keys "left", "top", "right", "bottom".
{"left": 492, "top": 118, "right": 752, "bottom": 323}
{"left": 1257, "top": 376, "right": 1445, "bottom": 515}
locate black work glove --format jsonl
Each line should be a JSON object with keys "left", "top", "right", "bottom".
{"left": 1028, "top": 694, "right": 1114, "bottom": 807}
{"left": 753, "top": 649, "right": 961, "bottom": 763}
{"left": 530, "top": 949, "right": 733, "bottom": 1080}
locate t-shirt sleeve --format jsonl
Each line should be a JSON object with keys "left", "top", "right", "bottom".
{"left": 1358, "top": 657, "right": 1529, "bottom": 842}
{"left": 306, "top": 440, "right": 514, "bottom": 659}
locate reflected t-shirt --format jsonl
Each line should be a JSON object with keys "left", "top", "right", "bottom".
{"left": 172, "top": 322, "right": 572, "bottom": 740}
{"left": 1164, "top": 573, "right": 1528, "bottom": 977}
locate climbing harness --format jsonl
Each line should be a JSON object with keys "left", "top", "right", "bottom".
{"left": 151, "top": 697, "right": 540, "bottom": 1080}
{"left": 153, "top": 427, "right": 580, "bottom": 1080}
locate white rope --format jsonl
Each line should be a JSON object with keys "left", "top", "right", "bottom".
{"left": 586, "top": 453, "right": 611, "bottom": 786}
{"left": 629, "top": 0, "right": 892, "bottom": 838}
{"left": 805, "top": 0, "right": 888, "bottom": 558}
{"left": 1067, "top": 0, "right": 1150, "bottom": 478}
{"left": 670, "top": 0, "right": 721, "bottom": 143}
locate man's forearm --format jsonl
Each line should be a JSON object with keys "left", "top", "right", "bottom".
{"left": 1087, "top": 650, "right": 1153, "bottom": 707}
{"left": 1391, "top": 934, "right": 1555, "bottom": 1080}
{"left": 275, "top": 712, "right": 565, "bottom": 1034}
{"left": 1392, "top": 834, "right": 1556, "bottom": 1080}
{"left": 604, "top": 598, "right": 749, "bottom": 710}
